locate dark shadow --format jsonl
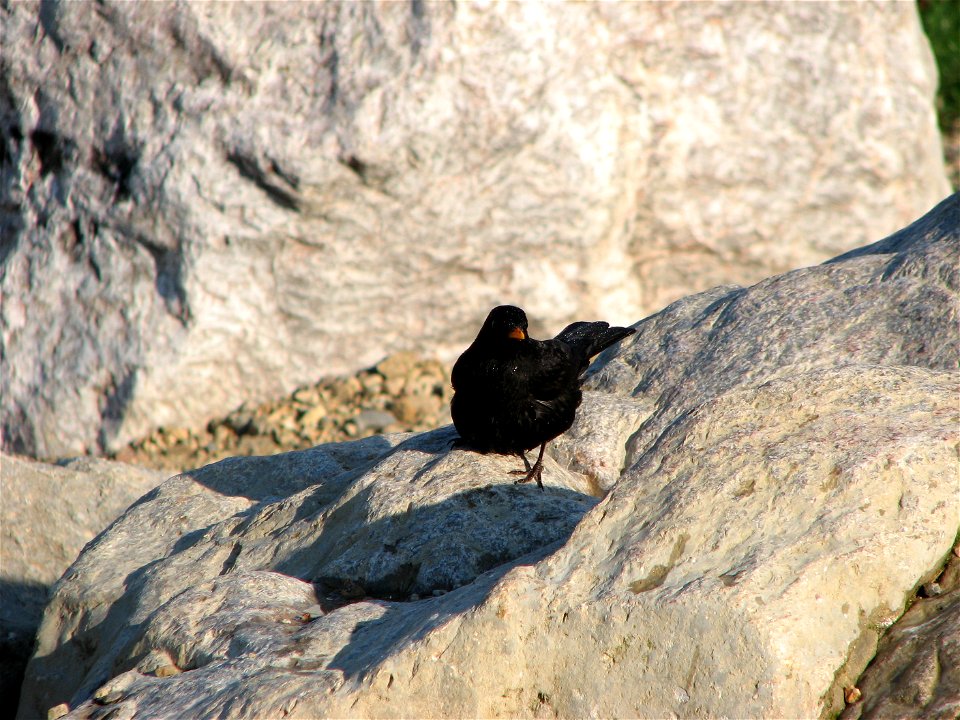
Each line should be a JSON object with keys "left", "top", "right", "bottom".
{"left": 323, "top": 540, "right": 564, "bottom": 682}
{"left": 0, "top": 578, "right": 49, "bottom": 720}
{"left": 96, "top": 368, "right": 139, "bottom": 455}
{"left": 155, "top": 433, "right": 419, "bottom": 563}
{"left": 172, "top": 427, "right": 460, "bottom": 535}
{"left": 127, "top": 427, "right": 464, "bottom": 566}
{"left": 19, "top": 553, "right": 179, "bottom": 720}
{"left": 37, "top": 0, "right": 65, "bottom": 52}
{"left": 260, "top": 424, "right": 594, "bottom": 598}
{"left": 225, "top": 149, "right": 301, "bottom": 211}
{"left": 163, "top": 426, "right": 589, "bottom": 602}
{"left": 284, "top": 481, "right": 593, "bottom": 595}
{"left": 287, "top": 460, "right": 590, "bottom": 681}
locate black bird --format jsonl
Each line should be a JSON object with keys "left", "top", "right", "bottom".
{"left": 451, "top": 305, "right": 635, "bottom": 489}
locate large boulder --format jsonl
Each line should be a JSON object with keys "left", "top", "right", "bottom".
{"left": 1, "top": 1, "right": 950, "bottom": 457}
{"left": 0, "top": 455, "right": 165, "bottom": 720}
{"left": 16, "top": 197, "right": 958, "bottom": 718}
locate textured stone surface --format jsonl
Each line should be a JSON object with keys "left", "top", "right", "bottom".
{"left": 587, "top": 192, "right": 960, "bottom": 464}
{"left": 0, "top": 455, "right": 165, "bottom": 719}
{"left": 16, "top": 197, "right": 960, "bottom": 719}
{"left": 550, "top": 391, "right": 653, "bottom": 494}
{"left": 1, "top": 0, "right": 950, "bottom": 457}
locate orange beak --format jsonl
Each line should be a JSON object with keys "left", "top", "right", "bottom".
{"left": 508, "top": 327, "right": 526, "bottom": 340}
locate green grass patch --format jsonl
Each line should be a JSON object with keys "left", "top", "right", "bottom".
{"left": 919, "top": 0, "right": 960, "bottom": 134}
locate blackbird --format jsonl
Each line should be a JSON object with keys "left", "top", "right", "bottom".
{"left": 451, "top": 305, "right": 635, "bottom": 489}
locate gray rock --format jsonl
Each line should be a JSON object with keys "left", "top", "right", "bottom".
{"left": 0, "top": 455, "right": 165, "bottom": 719}
{"left": 587, "top": 192, "right": 960, "bottom": 465}
{"left": 1, "top": 0, "right": 950, "bottom": 458}
{"left": 550, "top": 391, "right": 654, "bottom": 494}
{"left": 15, "top": 198, "right": 960, "bottom": 719}
{"left": 351, "top": 409, "right": 398, "bottom": 434}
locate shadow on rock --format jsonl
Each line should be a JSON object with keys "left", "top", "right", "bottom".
{"left": 297, "top": 482, "right": 594, "bottom": 601}
{"left": 1, "top": 577, "right": 49, "bottom": 720}
{"left": 17, "top": 424, "right": 597, "bottom": 718}
{"left": 323, "top": 541, "right": 560, "bottom": 682}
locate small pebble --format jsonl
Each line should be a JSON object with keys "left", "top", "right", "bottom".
{"left": 332, "top": 376, "right": 363, "bottom": 402}
{"left": 166, "top": 427, "right": 191, "bottom": 445}
{"left": 844, "top": 686, "right": 861, "bottom": 704}
{"left": 47, "top": 704, "right": 69, "bottom": 720}
{"left": 376, "top": 351, "right": 419, "bottom": 380}
{"left": 360, "top": 372, "right": 384, "bottom": 395}
{"left": 292, "top": 386, "right": 321, "bottom": 405}
{"left": 299, "top": 403, "right": 327, "bottom": 427}
{"left": 354, "top": 409, "right": 399, "bottom": 433}
{"left": 94, "top": 688, "right": 125, "bottom": 705}
{"left": 224, "top": 405, "right": 256, "bottom": 434}
{"left": 302, "top": 604, "right": 326, "bottom": 619}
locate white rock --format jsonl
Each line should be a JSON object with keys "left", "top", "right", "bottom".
{"left": 550, "top": 391, "right": 654, "bottom": 494}
{"left": 589, "top": 193, "right": 960, "bottom": 465}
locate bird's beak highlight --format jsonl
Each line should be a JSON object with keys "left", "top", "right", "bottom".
{"left": 508, "top": 327, "right": 526, "bottom": 340}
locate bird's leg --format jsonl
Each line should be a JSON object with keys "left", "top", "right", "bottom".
{"left": 509, "top": 451, "right": 533, "bottom": 475}
{"left": 513, "top": 442, "right": 546, "bottom": 490}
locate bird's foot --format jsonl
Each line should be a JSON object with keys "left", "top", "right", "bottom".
{"left": 508, "top": 458, "right": 534, "bottom": 478}
{"left": 513, "top": 461, "right": 544, "bottom": 490}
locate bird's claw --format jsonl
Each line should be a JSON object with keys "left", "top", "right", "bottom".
{"left": 513, "top": 465, "right": 544, "bottom": 490}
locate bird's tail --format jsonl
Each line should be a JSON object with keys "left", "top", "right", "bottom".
{"left": 556, "top": 321, "right": 636, "bottom": 372}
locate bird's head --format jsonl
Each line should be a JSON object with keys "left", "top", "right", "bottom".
{"left": 478, "top": 305, "right": 529, "bottom": 342}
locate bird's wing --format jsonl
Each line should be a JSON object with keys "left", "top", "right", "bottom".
{"left": 555, "top": 321, "right": 635, "bottom": 372}
{"left": 526, "top": 340, "right": 578, "bottom": 401}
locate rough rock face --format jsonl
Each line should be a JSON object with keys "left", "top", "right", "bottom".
{"left": 587, "top": 192, "right": 960, "bottom": 460}
{"left": 0, "top": 455, "right": 165, "bottom": 719}
{"left": 1, "top": 1, "right": 950, "bottom": 458}
{"left": 16, "top": 197, "right": 959, "bottom": 719}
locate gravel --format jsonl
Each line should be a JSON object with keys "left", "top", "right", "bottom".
{"left": 110, "top": 352, "right": 452, "bottom": 473}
